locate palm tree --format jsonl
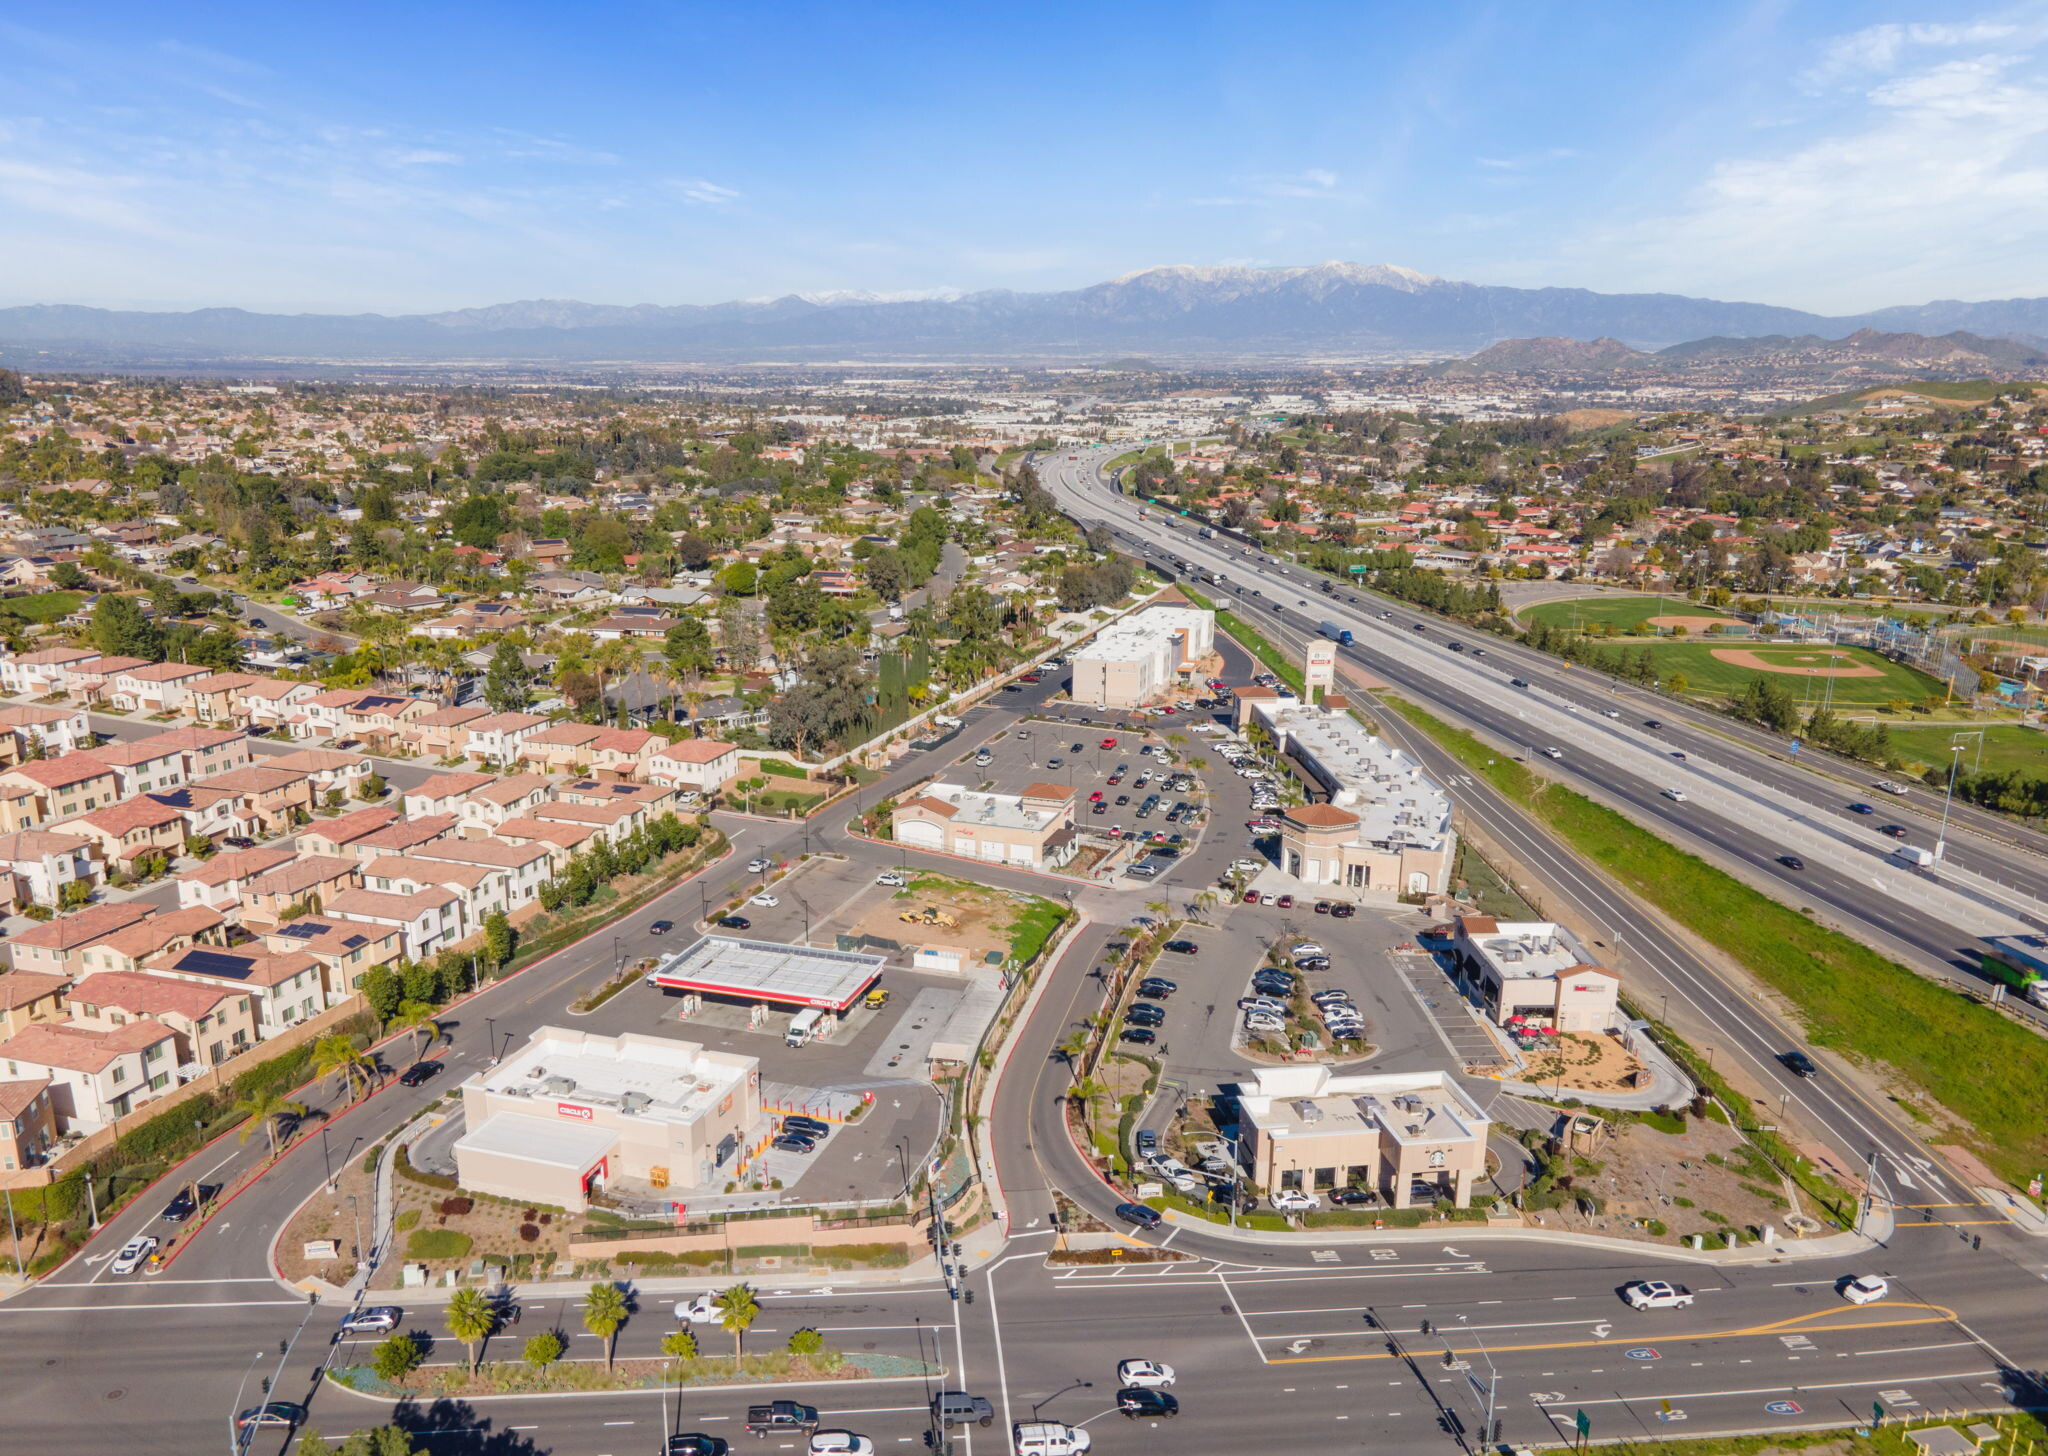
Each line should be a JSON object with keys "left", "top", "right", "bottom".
{"left": 660, "top": 1327, "right": 699, "bottom": 1365}
{"left": 312, "top": 1032, "right": 377, "bottom": 1103}
{"left": 232, "top": 1088, "right": 306, "bottom": 1159}
{"left": 444, "top": 1286, "right": 496, "bottom": 1375}
{"left": 408, "top": 1011, "right": 443, "bottom": 1062}
{"left": 715, "top": 1283, "right": 760, "bottom": 1360}
{"left": 583, "top": 1281, "right": 629, "bottom": 1371}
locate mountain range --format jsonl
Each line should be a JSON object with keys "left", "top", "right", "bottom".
{"left": 6, "top": 261, "right": 2048, "bottom": 366}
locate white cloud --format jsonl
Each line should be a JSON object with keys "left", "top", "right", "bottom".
{"left": 678, "top": 178, "right": 739, "bottom": 205}
{"left": 388, "top": 148, "right": 463, "bottom": 167}
{"left": 1801, "top": 18, "right": 2021, "bottom": 88}
{"left": 1598, "top": 41, "right": 2048, "bottom": 310}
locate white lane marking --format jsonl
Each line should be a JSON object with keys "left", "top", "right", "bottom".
{"left": 1854, "top": 1341, "right": 1980, "bottom": 1357}
{"left": 1219, "top": 1271, "right": 1266, "bottom": 1364}
{"left": 1540, "top": 1370, "right": 1996, "bottom": 1407}
{"left": 0, "top": 1299, "right": 304, "bottom": 1312}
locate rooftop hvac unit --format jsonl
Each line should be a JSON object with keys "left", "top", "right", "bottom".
{"left": 542, "top": 1076, "right": 577, "bottom": 1095}
{"left": 620, "top": 1091, "right": 652, "bottom": 1114}
{"left": 1291, "top": 1099, "right": 1323, "bottom": 1123}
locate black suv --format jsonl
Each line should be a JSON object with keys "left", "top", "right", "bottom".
{"left": 1781, "top": 1050, "right": 1819, "bottom": 1078}
{"left": 1118, "top": 1389, "right": 1180, "bottom": 1419}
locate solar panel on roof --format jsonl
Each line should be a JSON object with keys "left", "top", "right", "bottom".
{"left": 177, "top": 949, "right": 259, "bottom": 979}
{"left": 275, "top": 923, "right": 320, "bottom": 940}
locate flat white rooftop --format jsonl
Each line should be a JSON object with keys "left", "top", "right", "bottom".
{"left": 1470, "top": 921, "right": 1587, "bottom": 980}
{"left": 915, "top": 783, "right": 1064, "bottom": 836}
{"left": 647, "top": 935, "right": 885, "bottom": 1011}
{"left": 474, "top": 1027, "right": 751, "bottom": 1125}
{"left": 1075, "top": 605, "right": 1212, "bottom": 666}
{"left": 1251, "top": 700, "right": 1450, "bottom": 850}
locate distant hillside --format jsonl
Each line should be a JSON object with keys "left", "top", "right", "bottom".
{"left": 1435, "top": 336, "right": 1650, "bottom": 374}
{"left": 1783, "top": 379, "right": 2046, "bottom": 416}
{"left": 1655, "top": 329, "right": 2048, "bottom": 370}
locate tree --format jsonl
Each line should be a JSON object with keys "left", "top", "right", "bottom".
{"left": 233, "top": 1087, "right": 306, "bottom": 1159}
{"left": 715, "top": 1283, "right": 760, "bottom": 1358}
{"left": 357, "top": 772, "right": 388, "bottom": 802}
{"left": 50, "top": 560, "right": 86, "bottom": 590}
{"left": 523, "top": 1331, "right": 566, "bottom": 1369}
{"left": 407, "top": 1012, "right": 443, "bottom": 1061}
{"left": 484, "top": 640, "right": 532, "bottom": 713}
{"left": 787, "top": 1327, "right": 826, "bottom": 1358}
{"left": 90, "top": 592, "right": 163, "bottom": 660}
{"left": 660, "top": 1327, "right": 699, "bottom": 1364}
{"left": 663, "top": 618, "right": 714, "bottom": 684}
{"left": 357, "top": 965, "right": 403, "bottom": 1022}
{"left": 335, "top": 1428, "right": 430, "bottom": 1456}
{"left": 371, "top": 1332, "right": 423, "bottom": 1381}
{"left": 444, "top": 1286, "right": 496, "bottom": 1375}
{"left": 583, "top": 1281, "right": 630, "bottom": 1371}
{"left": 312, "top": 1032, "right": 377, "bottom": 1102}
{"left": 482, "top": 910, "right": 515, "bottom": 970}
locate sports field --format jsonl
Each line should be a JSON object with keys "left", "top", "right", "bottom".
{"left": 1519, "top": 595, "right": 1735, "bottom": 634}
{"left": 1639, "top": 640, "right": 1945, "bottom": 708}
{"left": 1885, "top": 724, "right": 2048, "bottom": 776}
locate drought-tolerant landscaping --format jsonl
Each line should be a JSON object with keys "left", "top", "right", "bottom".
{"left": 1384, "top": 695, "right": 2048, "bottom": 1194}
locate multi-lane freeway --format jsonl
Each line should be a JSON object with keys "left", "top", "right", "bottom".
{"left": 5, "top": 508, "right": 2046, "bottom": 1456}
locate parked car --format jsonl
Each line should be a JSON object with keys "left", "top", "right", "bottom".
{"left": 1124, "top": 1005, "right": 1165, "bottom": 1029}
{"left": 750, "top": 893, "right": 780, "bottom": 907}
{"left": 1137, "top": 977, "right": 1177, "bottom": 998}
{"left": 717, "top": 915, "right": 751, "bottom": 929}
{"left": 746, "top": 856, "right": 773, "bottom": 873}
{"left": 1270, "top": 1189, "right": 1320, "bottom": 1213}
{"left": 1162, "top": 940, "right": 1199, "bottom": 954}
{"left": 875, "top": 871, "right": 908, "bottom": 887}
{"left": 1328, "top": 1187, "right": 1375, "bottom": 1207}
{"left": 1120, "top": 1026, "right": 1157, "bottom": 1046}
{"left": 782, "top": 1115, "right": 830, "bottom": 1140}
{"left": 770, "top": 1133, "right": 819, "bottom": 1155}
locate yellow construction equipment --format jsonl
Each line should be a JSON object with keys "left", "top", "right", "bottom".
{"left": 897, "top": 905, "right": 959, "bottom": 929}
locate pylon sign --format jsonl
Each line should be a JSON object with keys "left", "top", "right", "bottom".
{"left": 1305, "top": 642, "right": 1336, "bottom": 696}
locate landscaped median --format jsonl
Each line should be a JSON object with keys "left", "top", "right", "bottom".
{"left": 1382, "top": 694, "right": 2048, "bottom": 1197}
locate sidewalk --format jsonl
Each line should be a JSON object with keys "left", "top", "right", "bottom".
{"left": 1146, "top": 1197, "right": 1892, "bottom": 1268}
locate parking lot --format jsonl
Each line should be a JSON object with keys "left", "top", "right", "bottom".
{"left": 962, "top": 718, "right": 1214, "bottom": 874}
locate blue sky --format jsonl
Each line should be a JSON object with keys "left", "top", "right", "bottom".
{"left": 4, "top": 2, "right": 2047, "bottom": 314}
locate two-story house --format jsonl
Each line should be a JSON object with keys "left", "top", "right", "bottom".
{"left": 261, "top": 917, "right": 403, "bottom": 1000}
{"left": 459, "top": 711, "right": 547, "bottom": 765}
{"left": 647, "top": 737, "right": 741, "bottom": 795}
{"left": 0, "top": 828, "right": 104, "bottom": 910}
{"left": 75, "top": 735, "right": 189, "bottom": 798}
{"left": 324, "top": 884, "right": 466, "bottom": 960}
{"left": 65, "top": 971, "right": 256, "bottom": 1071}
{"left": 0, "top": 756, "right": 122, "bottom": 828}
{"left": 0, "top": 1076, "right": 58, "bottom": 1171}
{"left": 403, "top": 771, "right": 496, "bottom": 820}
{"left": 455, "top": 775, "right": 554, "bottom": 834}
{"left": 0, "top": 1018, "right": 181, "bottom": 1132}
{"left": 202, "top": 765, "right": 315, "bottom": 834}
{"left": 174, "top": 845, "right": 295, "bottom": 912}
{"left": 142, "top": 945, "right": 329, "bottom": 1038}
{"left": 3, "top": 902, "right": 154, "bottom": 979}
{"left": 0, "top": 704, "right": 93, "bottom": 759}
{"left": 0, "top": 647, "right": 97, "bottom": 696}
{"left": 409, "top": 837, "right": 552, "bottom": 912}
{"left": 109, "top": 661, "right": 213, "bottom": 714}
{"left": 240, "top": 855, "right": 362, "bottom": 923}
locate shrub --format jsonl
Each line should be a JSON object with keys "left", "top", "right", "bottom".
{"left": 403, "top": 1229, "right": 472, "bottom": 1260}
{"left": 439, "top": 1196, "right": 474, "bottom": 1217}
{"left": 394, "top": 1210, "right": 421, "bottom": 1234}
{"left": 518, "top": 1223, "right": 541, "bottom": 1243}
{"left": 372, "top": 1333, "right": 423, "bottom": 1381}
{"left": 523, "top": 1332, "right": 565, "bottom": 1369}
{"left": 787, "top": 1327, "right": 827, "bottom": 1357}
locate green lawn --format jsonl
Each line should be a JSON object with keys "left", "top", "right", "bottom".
{"left": 1518, "top": 594, "right": 1732, "bottom": 633}
{"left": 1887, "top": 723, "right": 2048, "bottom": 777}
{"left": 1384, "top": 695, "right": 2048, "bottom": 1193}
{"left": 0, "top": 590, "right": 84, "bottom": 623}
{"left": 1639, "top": 640, "right": 1944, "bottom": 709}
{"left": 749, "top": 788, "right": 825, "bottom": 814}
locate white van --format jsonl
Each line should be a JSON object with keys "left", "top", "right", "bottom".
{"left": 1013, "top": 1422, "right": 1091, "bottom": 1456}
{"left": 1892, "top": 844, "right": 1935, "bottom": 869}
{"left": 786, "top": 1007, "right": 825, "bottom": 1047}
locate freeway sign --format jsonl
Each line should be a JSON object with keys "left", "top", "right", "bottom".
{"left": 1575, "top": 1409, "right": 1591, "bottom": 1438}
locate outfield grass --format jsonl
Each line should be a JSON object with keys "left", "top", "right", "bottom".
{"left": 1384, "top": 696, "right": 2048, "bottom": 1192}
{"left": 1640, "top": 639, "right": 1944, "bottom": 708}
{"left": 0, "top": 591, "right": 84, "bottom": 623}
{"left": 1519, "top": 594, "right": 1731, "bottom": 632}
{"left": 1886, "top": 723, "right": 2048, "bottom": 776}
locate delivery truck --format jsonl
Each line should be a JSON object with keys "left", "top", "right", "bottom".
{"left": 1317, "top": 620, "right": 1353, "bottom": 645}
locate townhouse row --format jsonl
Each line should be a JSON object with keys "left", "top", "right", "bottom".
{"left": 0, "top": 768, "right": 690, "bottom": 1158}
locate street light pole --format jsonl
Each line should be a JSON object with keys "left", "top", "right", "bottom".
{"left": 485, "top": 1015, "right": 497, "bottom": 1065}
{"left": 1935, "top": 743, "right": 1964, "bottom": 862}
{"left": 1456, "top": 1313, "right": 1500, "bottom": 1448}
